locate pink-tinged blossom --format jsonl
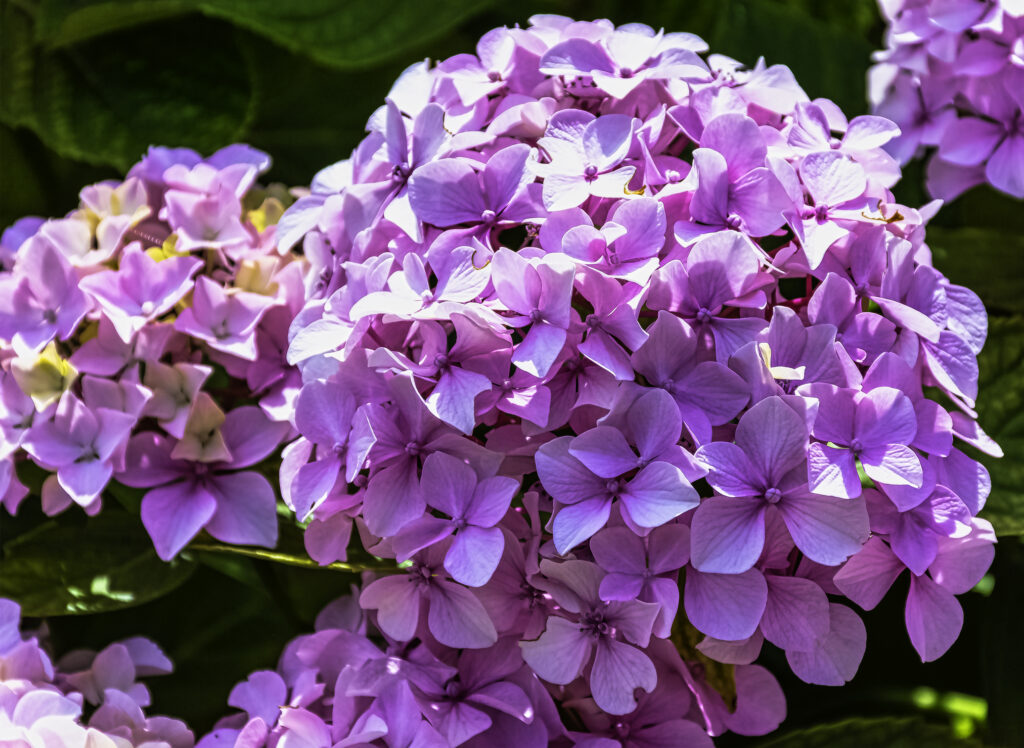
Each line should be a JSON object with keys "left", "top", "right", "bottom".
{"left": 22, "top": 392, "right": 136, "bottom": 507}
{"left": 174, "top": 276, "right": 277, "bottom": 360}
{"left": 118, "top": 406, "right": 289, "bottom": 559}
{"left": 79, "top": 245, "right": 202, "bottom": 342}
{"left": 161, "top": 160, "right": 259, "bottom": 251}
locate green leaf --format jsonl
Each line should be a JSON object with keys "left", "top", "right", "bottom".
{"left": 980, "top": 539, "right": 1024, "bottom": 747}
{"left": 37, "top": 0, "right": 496, "bottom": 69}
{"left": 199, "top": 0, "right": 496, "bottom": 70}
{"left": 975, "top": 317, "right": 1024, "bottom": 536}
{"left": 34, "top": 0, "right": 196, "bottom": 47}
{"left": 2, "top": 4, "right": 253, "bottom": 170}
{"left": 0, "top": 511, "right": 195, "bottom": 615}
{"left": 706, "top": 0, "right": 875, "bottom": 116}
{"left": 756, "top": 716, "right": 979, "bottom": 747}
{"left": 928, "top": 228, "right": 1024, "bottom": 315}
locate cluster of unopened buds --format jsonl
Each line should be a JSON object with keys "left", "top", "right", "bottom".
{"left": 870, "top": 0, "right": 1024, "bottom": 199}
{"left": 0, "top": 12, "right": 1001, "bottom": 748}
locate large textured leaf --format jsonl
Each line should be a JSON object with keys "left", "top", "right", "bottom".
{"left": 757, "top": 716, "right": 978, "bottom": 747}
{"left": 975, "top": 317, "right": 1024, "bottom": 536}
{"left": 37, "top": 0, "right": 496, "bottom": 69}
{"left": 2, "top": 4, "right": 252, "bottom": 170}
{"left": 0, "top": 512, "right": 195, "bottom": 615}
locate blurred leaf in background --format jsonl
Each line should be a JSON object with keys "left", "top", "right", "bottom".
{"left": 0, "top": 510, "right": 195, "bottom": 615}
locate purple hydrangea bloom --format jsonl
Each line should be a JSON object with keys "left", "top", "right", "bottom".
{"left": 521, "top": 560, "right": 659, "bottom": 715}
{"left": 871, "top": 1, "right": 1024, "bottom": 198}
{"left": 22, "top": 391, "right": 136, "bottom": 508}
{"left": 266, "top": 14, "right": 998, "bottom": 739}
{"left": 394, "top": 451, "right": 518, "bottom": 586}
{"left": 0, "top": 597, "right": 190, "bottom": 747}
{"left": 691, "top": 397, "right": 869, "bottom": 573}
{"left": 79, "top": 244, "right": 202, "bottom": 342}
{"left": 118, "top": 405, "right": 289, "bottom": 559}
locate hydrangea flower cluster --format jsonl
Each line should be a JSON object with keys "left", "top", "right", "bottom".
{"left": 199, "top": 591, "right": 759, "bottom": 748}
{"left": 0, "top": 597, "right": 192, "bottom": 747}
{"left": 869, "top": 0, "right": 1024, "bottom": 199}
{"left": 275, "top": 13, "right": 999, "bottom": 741}
{"left": 0, "top": 144, "right": 305, "bottom": 560}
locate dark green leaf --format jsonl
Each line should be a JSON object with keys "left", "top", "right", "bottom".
{"left": 975, "top": 318, "right": 1024, "bottom": 536}
{"left": 0, "top": 124, "right": 117, "bottom": 231}
{"left": 38, "top": 0, "right": 496, "bottom": 69}
{"left": 756, "top": 716, "right": 978, "bottom": 747}
{"left": 981, "top": 539, "right": 1024, "bottom": 747}
{"left": 34, "top": 0, "right": 195, "bottom": 47}
{"left": 2, "top": 5, "right": 253, "bottom": 170}
{"left": 0, "top": 511, "right": 195, "bottom": 615}
{"left": 929, "top": 228, "right": 1024, "bottom": 316}
{"left": 198, "top": 0, "right": 496, "bottom": 70}
{"left": 704, "top": 0, "right": 876, "bottom": 116}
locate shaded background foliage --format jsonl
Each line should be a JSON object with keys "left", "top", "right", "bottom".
{"left": 0, "top": 0, "right": 1022, "bottom": 745}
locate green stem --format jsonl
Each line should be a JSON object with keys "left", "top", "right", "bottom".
{"left": 185, "top": 542, "right": 398, "bottom": 574}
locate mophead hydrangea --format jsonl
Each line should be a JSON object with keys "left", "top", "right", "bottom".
{"left": 267, "top": 13, "right": 999, "bottom": 745}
